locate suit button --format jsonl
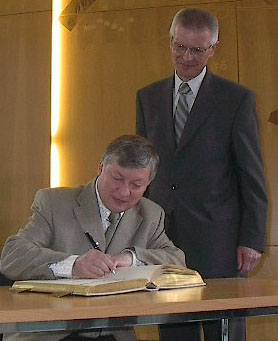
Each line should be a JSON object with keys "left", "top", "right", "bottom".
{"left": 171, "top": 184, "right": 177, "bottom": 190}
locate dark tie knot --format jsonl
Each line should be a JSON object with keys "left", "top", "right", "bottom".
{"left": 109, "top": 212, "right": 120, "bottom": 225}
{"left": 179, "top": 82, "right": 191, "bottom": 95}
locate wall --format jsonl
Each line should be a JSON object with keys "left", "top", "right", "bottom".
{"left": 0, "top": 1, "right": 51, "bottom": 250}
{"left": 237, "top": 1, "right": 278, "bottom": 340}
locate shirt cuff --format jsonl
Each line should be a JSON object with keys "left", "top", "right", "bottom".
{"left": 122, "top": 249, "right": 145, "bottom": 267}
{"left": 49, "top": 255, "right": 79, "bottom": 278}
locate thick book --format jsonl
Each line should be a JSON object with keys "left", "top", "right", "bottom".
{"left": 11, "top": 264, "right": 205, "bottom": 297}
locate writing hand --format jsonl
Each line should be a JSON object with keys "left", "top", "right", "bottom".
{"left": 111, "top": 252, "right": 133, "bottom": 268}
{"left": 237, "top": 246, "right": 261, "bottom": 274}
{"left": 72, "top": 249, "right": 115, "bottom": 278}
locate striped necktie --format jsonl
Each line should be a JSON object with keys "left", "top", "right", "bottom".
{"left": 174, "top": 82, "right": 191, "bottom": 144}
{"left": 105, "top": 212, "right": 120, "bottom": 245}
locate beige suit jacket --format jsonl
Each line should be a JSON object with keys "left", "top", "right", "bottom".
{"left": 1, "top": 179, "right": 185, "bottom": 280}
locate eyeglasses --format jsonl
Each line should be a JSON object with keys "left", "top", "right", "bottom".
{"left": 172, "top": 42, "right": 213, "bottom": 56}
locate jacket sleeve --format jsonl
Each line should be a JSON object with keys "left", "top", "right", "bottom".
{"left": 132, "top": 204, "right": 186, "bottom": 267}
{"left": 1, "top": 189, "right": 71, "bottom": 280}
{"left": 232, "top": 90, "right": 268, "bottom": 252}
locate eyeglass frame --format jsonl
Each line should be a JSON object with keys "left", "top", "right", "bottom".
{"left": 171, "top": 41, "right": 214, "bottom": 56}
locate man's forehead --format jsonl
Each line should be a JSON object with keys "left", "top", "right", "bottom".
{"left": 174, "top": 25, "right": 212, "bottom": 38}
{"left": 107, "top": 161, "right": 149, "bottom": 172}
{"left": 104, "top": 161, "right": 151, "bottom": 179}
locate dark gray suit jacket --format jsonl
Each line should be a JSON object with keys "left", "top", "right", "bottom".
{"left": 1, "top": 180, "right": 185, "bottom": 280}
{"left": 136, "top": 70, "right": 268, "bottom": 278}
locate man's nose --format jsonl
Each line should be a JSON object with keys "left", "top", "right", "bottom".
{"left": 118, "top": 182, "right": 131, "bottom": 196}
{"left": 182, "top": 48, "right": 194, "bottom": 60}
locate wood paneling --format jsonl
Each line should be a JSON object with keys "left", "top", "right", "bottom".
{"left": 58, "top": 1, "right": 237, "bottom": 187}
{"left": 61, "top": 0, "right": 234, "bottom": 14}
{"left": 253, "top": 247, "right": 278, "bottom": 280}
{"left": 0, "top": 0, "right": 51, "bottom": 15}
{"left": 135, "top": 326, "right": 159, "bottom": 341}
{"left": 249, "top": 246, "right": 278, "bottom": 340}
{"left": 237, "top": 0, "right": 278, "bottom": 8}
{"left": 237, "top": 5, "right": 278, "bottom": 245}
{"left": 0, "top": 8, "right": 51, "bottom": 249}
{"left": 238, "top": 4, "right": 278, "bottom": 340}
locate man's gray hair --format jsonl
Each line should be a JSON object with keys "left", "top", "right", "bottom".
{"left": 101, "top": 135, "right": 160, "bottom": 181}
{"left": 169, "top": 8, "right": 219, "bottom": 45}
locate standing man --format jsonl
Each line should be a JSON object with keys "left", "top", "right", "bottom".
{"left": 136, "top": 8, "right": 268, "bottom": 341}
{"left": 1, "top": 135, "right": 185, "bottom": 341}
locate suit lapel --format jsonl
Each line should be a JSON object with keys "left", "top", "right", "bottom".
{"left": 74, "top": 179, "right": 106, "bottom": 251}
{"left": 176, "top": 71, "right": 217, "bottom": 153}
{"left": 152, "top": 77, "right": 176, "bottom": 154}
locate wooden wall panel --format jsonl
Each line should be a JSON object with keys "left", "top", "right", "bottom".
{"left": 0, "top": 0, "right": 51, "bottom": 15}
{"left": 58, "top": 1, "right": 238, "bottom": 187}
{"left": 86, "top": 0, "right": 234, "bottom": 12}
{"left": 61, "top": 0, "right": 234, "bottom": 14}
{"left": 0, "top": 7, "right": 51, "bottom": 250}
{"left": 237, "top": 0, "right": 278, "bottom": 7}
{"left": 237, "top": 3, "right": 278, "bottom": 340}
{"left": 237, "top": 5, "right": 278, "bottom": 245}
{"left": 248, "top": 248, "right": 278, "bottom": 340}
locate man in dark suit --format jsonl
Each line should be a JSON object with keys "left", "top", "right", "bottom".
{"left": 136, "top": 8, "right": 268, "bottom": 341}
{"left": 1, "top": 135, "right": 185, "bottom": 341}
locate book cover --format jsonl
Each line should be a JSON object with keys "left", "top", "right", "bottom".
{"left": 11, "top": 264, "right": 205, "bottom": 297}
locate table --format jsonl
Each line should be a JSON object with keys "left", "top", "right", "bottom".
{"left": 1, "top": 278, "right": 278, "bottom": 340}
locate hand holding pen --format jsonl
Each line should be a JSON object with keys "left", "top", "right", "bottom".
{"left": 85, "top": 232, "right": 116, "bottom": 274}
{"left": 71, "top": 232, "right": 116, "bottom": 278}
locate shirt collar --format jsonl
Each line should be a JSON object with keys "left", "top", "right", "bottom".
{"left": 94, "top": 179, "right": 124, "bottom": 221}
{"left": 174, "top": 66, "right": 206, "bottom": 98}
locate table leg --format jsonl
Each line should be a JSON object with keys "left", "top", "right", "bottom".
{"left": 221, "top": 318, "right": 229, "bottom": 341}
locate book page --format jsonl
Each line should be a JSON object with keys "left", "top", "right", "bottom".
{"left": 12, "top": 265, "right": 162, "bottom": 289}
{"left": 150, "top": 264, "right": 205, "bottom": 289}
{"left": 43, "top": 265, "right": 160, "bottom": 286}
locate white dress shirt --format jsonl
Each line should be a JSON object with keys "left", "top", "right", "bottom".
{"left": 173, "top": 66, "right": 206, "bottom": 114}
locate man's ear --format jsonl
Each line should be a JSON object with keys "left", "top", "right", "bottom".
{"left": 212, "top": 40, "right": 219, "bottom": 52}
{"left": 169, "top": 36, "right": 173, "bottom": 50}
{"left": 98, "top": 162, "right": 104, "bottom": 175}
{"left": 209, "top": 40, "right": 219, "bottom": 59}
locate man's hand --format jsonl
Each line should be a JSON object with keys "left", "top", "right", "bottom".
{"left": 111, "top": 251, "right": 133, "bottom": 268}
{"left": 237, "top": 246, "right": 262, "bottom": 274}
{"left": 72, "top": 250, "right": 116, "bottom": 278}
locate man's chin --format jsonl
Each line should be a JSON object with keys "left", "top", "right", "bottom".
{"left": 111, "top": 199, "right": 138, "bottom": 213}
{"left": 177, "top": 67, "right": 199, "bottom": 81}
{"left": 110, "top": 200, "right": 131, "bottom": 213}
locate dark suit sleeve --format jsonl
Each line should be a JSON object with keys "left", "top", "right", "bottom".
{"left": 232, "top": 90, "right": 268, "bottom": 252}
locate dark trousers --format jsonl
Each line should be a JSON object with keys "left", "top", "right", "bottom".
{"left": 61, "top": 333, "right": 116, "bottom": 340}
{"left": 159, "top": 319, "right": 246, "bottom": 341}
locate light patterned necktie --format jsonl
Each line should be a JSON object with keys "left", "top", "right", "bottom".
{"left": 174, "top": 82, "right": 191, "bottom": 144}
{"left": 105, "top": 212, "right": 120, "bottom": 245}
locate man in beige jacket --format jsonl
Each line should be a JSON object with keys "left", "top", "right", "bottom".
{"left": 1, "top": 135, "right": 185, "bottom": 341}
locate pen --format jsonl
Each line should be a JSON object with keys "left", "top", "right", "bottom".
{"left": 84, "top": 231, "right": 101, "bottom": 250}
{"left": 84, "top": 232, "right": 116, "bottom": 274}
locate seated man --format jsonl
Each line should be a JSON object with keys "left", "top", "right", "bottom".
{"left": 1, "top": 134, "right": 185, "bottom": 341}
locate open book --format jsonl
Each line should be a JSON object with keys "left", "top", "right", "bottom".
{"left": 11, "top": 264, "right": 205, "bottom": 297}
